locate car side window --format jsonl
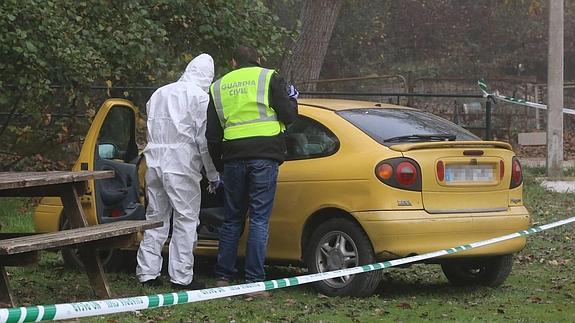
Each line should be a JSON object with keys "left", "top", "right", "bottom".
{"left": 285, "top": 116, "right": 339, "bottom": 160}
{"left": 97, "top": 106, "right": 137, "bottom": 162}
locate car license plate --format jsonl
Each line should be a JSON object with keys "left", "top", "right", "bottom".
{"left": 445, "top": 164, "right": 494, "bottom": 183}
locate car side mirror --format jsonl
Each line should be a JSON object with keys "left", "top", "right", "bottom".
{"left": 98, "top": 143, "right": 119, "bottom": 159}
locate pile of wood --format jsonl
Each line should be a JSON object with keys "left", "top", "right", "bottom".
{"left": 515, "top": 129, "right": 575, "bottom": 159}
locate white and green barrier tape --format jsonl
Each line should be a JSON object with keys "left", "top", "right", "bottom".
{"left": 2, "top": 216, "right": 575, "bottom": 322}
{"left": 478, "top": 79, "right": 575, "bottom": 115}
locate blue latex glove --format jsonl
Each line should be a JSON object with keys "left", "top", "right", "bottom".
{"left": 208, "top": 179, "right": 222, "bottom": 194}
{"left": 288, "top": 84, "right": 299, "bottom": 100}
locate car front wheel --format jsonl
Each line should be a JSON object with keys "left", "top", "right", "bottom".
{"left": 304, "top": 218, "right": 381, "bottom": 297}
{"left": 441, "top": 254, "right": 514, "bottom": 287}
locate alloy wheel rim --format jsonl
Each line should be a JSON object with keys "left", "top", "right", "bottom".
{"left": 315, "top": 230, "right": 359, "bottom": 288}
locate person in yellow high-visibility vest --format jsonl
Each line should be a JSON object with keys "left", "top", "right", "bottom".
{"left": 206, "top": 45, "right": 298, "bottom": 297}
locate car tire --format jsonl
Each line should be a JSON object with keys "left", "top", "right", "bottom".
{"left": 59, "top": 215, "right": 122, "bottom": 272}
{"left": 441, "top": 254, "right": 514, "bottom": 287}
{"left": 304, "top": 218, "right": 381, "bottom": 297}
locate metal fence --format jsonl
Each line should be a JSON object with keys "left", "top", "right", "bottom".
{"left": 299, "top": 91, "right": 493, "bottom": 140}
{"left": 297, "top": 75, "right": 559, "bottom": 142}
{"left": 6, "top": 76, "right": 573, "bottom": 144}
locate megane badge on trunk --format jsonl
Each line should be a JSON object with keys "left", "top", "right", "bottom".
{"left": 397, "top": 200, "right": 412, "bottom": 206}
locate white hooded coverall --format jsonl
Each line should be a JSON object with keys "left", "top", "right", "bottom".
{"left": 136, "top": 54, "right": 219, "bottom": 285}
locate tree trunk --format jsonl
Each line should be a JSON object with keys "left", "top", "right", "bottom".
{"left": 280, "top": 0, "right": 343, "bottom": 91}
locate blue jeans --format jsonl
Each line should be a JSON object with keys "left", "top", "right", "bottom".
{"left": 215, "top": 159, "right": 279, "bottom": 283}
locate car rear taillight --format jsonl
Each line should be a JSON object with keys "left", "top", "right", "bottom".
{"left": 436, "top": 160, "right": 445, "bottom": 182}
{"left": 396, "top": 162, "right": 417, "bottom": 186}
{"left": 376, "top": 163, "right": 393, "bottom": 180}
{"left": 510, "top": 157, "right": 523, "bottom": 189}
{"left": 375, "top": 158, "right": 421, "bottom": 191}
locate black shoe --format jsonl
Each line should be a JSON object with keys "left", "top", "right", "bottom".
{"left": 171, "top": 280, "right": 206, "bottom": 290}
{"left": 141, "top": 278, "right": 162, "bottom": 287}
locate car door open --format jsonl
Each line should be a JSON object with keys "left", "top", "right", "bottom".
{"left": 91, "top": 100, "right": 144, "bottom": 223}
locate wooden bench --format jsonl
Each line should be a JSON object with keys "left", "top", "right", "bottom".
{"left": 0, "top": 233, "right": 41, "bottom": 267}
{"left": 0, "top": 171, "right": 162, "bottom": 307}
{"left": 0, "top": 221, "right": 162, "bottom": 255}
{"left": 0, "top": 220, "right": 162, "bottom": 307}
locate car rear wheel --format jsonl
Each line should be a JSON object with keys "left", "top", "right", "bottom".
{"left": 441, "top": 254, "right": 514, "bottom": 287}
{"left": 59, "top": 215, "right": 124, "bottom": 271}
{"left": 304, "top": 218, "right": 381, "bottom": 297}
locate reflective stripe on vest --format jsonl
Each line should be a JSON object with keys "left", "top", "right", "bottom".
{"left": 211, "top": 67, "right": 283, "bottom": 140}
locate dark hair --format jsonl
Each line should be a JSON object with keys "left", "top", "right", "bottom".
{"left": 233, "top": 45, "right": 260, "bottom": 65}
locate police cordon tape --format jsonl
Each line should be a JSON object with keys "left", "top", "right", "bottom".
{"left": 478, "top": 79, "right": 575, "bottom": 115}
{"left": 2, "top": 216, "right": 575, "bottom": 323}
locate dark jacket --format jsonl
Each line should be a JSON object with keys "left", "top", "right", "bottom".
{"left": 206, "top": 64, "right": 298, "bottom": 171}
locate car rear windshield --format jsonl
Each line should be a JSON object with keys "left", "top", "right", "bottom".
{"left": 338, "top": 108, "right": 480, "bottom": 145}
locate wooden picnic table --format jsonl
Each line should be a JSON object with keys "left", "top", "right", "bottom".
{"left": 0, "top": 171, "right": 162, "bottom": 307}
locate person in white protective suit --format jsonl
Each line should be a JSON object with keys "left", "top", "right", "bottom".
{"left": 136, "top": 53, "right": 220, "bottom": 290}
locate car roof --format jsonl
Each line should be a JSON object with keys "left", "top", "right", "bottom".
{"left": 297, "top": 98, "right": 417, "bottom": 111}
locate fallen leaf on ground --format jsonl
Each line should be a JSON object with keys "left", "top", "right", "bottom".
{"left": 527, "top": 296, "right": 543, "bottom": 303}
{"left": 397, "top": 302, "right": 412, "bottom": 309}
{"left": 284, "top": 298, "right": 297, "bottom": 306}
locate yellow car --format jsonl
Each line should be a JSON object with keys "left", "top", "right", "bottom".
{"left": 34, "top": 98, "right": 530, "bottom": 297}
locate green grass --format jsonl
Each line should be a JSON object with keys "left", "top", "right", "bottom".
{"left": 1, "top": 168, "right": 574, "bottom": 321}
{"left": 0, "top": 198, "right": 34, "bottom": 232}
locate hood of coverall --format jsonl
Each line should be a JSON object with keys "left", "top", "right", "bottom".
{"left": 178, "top": 53, "right": 214, "bottom": 93}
